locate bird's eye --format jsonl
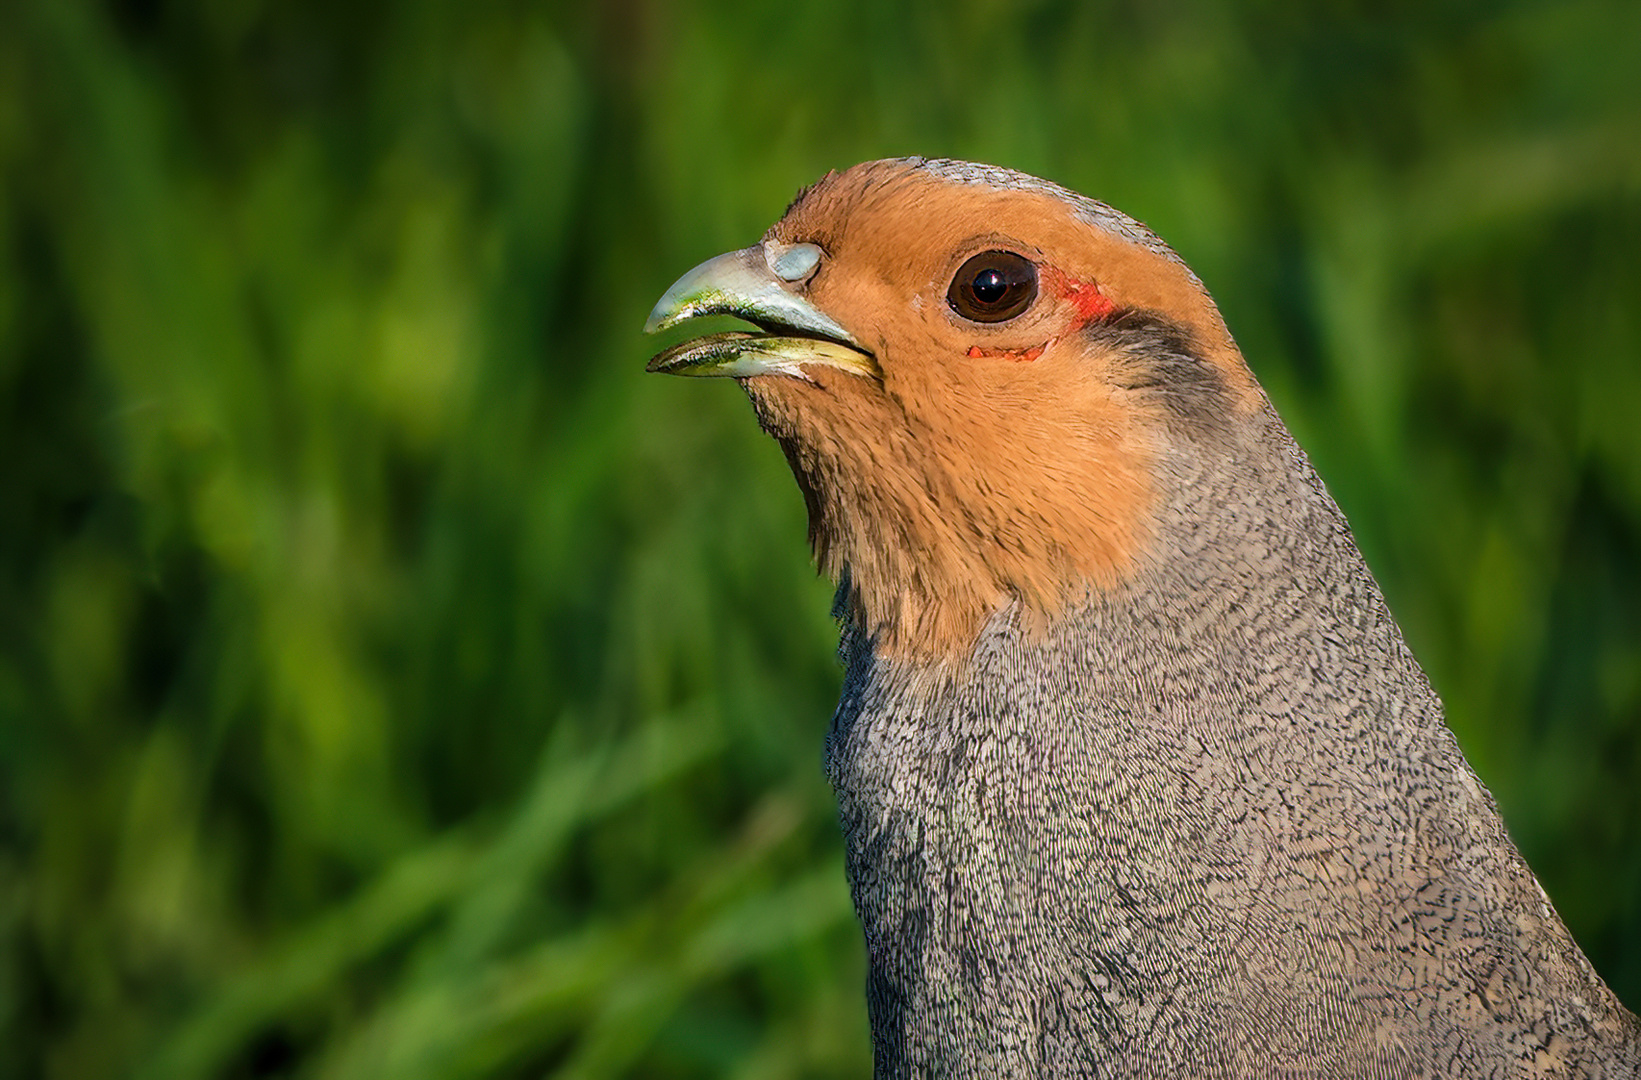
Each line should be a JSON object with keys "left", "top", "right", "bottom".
{"left": 947, "top": 250, "right": 1038, "bottom": 323}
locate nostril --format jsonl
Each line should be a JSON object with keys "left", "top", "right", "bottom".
{"left": 769, "top": 242, "right": 823, "bottom": 283}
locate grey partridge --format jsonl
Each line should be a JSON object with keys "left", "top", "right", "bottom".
{"left": 645, "top": 158, "right": 1641, "bottom": 1078}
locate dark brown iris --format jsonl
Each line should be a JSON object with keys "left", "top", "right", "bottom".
{"left": 947, "top": 250, "right": 1038, "bottom": 323}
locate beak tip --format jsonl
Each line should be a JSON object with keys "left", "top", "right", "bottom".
{"left": 643, "top": 298, "right": 690, "bottom": 336}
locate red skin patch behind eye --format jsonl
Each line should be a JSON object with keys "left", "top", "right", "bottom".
{"left": 1046, "top": 266, "right": 1117, "bottom": 325}
{"left": 965, "top": 268, "right": 1115, "bottom": 362}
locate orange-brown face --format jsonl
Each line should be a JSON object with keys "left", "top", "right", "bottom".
{"left": 646, "top": 158, "right": 1259, "bottom": 662}
{"left": 765, "top": 161, "right": 1250, "bottom": 390}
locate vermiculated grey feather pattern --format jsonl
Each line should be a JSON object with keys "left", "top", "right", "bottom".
{"left": 826, "top": 368, "right": 1641, "bottom": 1077}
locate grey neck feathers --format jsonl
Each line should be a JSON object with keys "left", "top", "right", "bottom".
{"left": 824, "top": 386, "right": 1640, "bottom": 1077}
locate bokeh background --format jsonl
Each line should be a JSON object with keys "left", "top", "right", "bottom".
{"left": 1, "top": 0, "right": 1638, "bottom": 1076}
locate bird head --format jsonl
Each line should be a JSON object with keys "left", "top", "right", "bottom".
{"left": 647, "top": 158, "right": 1265, "bottom": 662}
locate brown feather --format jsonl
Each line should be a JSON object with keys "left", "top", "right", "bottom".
{"left": 742, "top": 160, "right": 1249, "bottom": 659}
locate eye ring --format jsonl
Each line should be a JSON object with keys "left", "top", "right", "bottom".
{"left": 947, "top": 250, "right": 1038, "bottom": 323}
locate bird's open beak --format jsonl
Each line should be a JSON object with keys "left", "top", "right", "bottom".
{"left": 643, "top": 244, "right": 879, "bottom": 380}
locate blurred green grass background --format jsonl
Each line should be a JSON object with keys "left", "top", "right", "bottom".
{"left": 0, "top": 0, "right": 1638, "bottom": 1076}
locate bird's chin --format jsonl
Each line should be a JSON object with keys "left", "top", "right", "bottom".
{"left": 738, "top": 364, "right": 893, "bottom": 471}
{"left": 739, "top": 358, "right": 880, "bottom": 408}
